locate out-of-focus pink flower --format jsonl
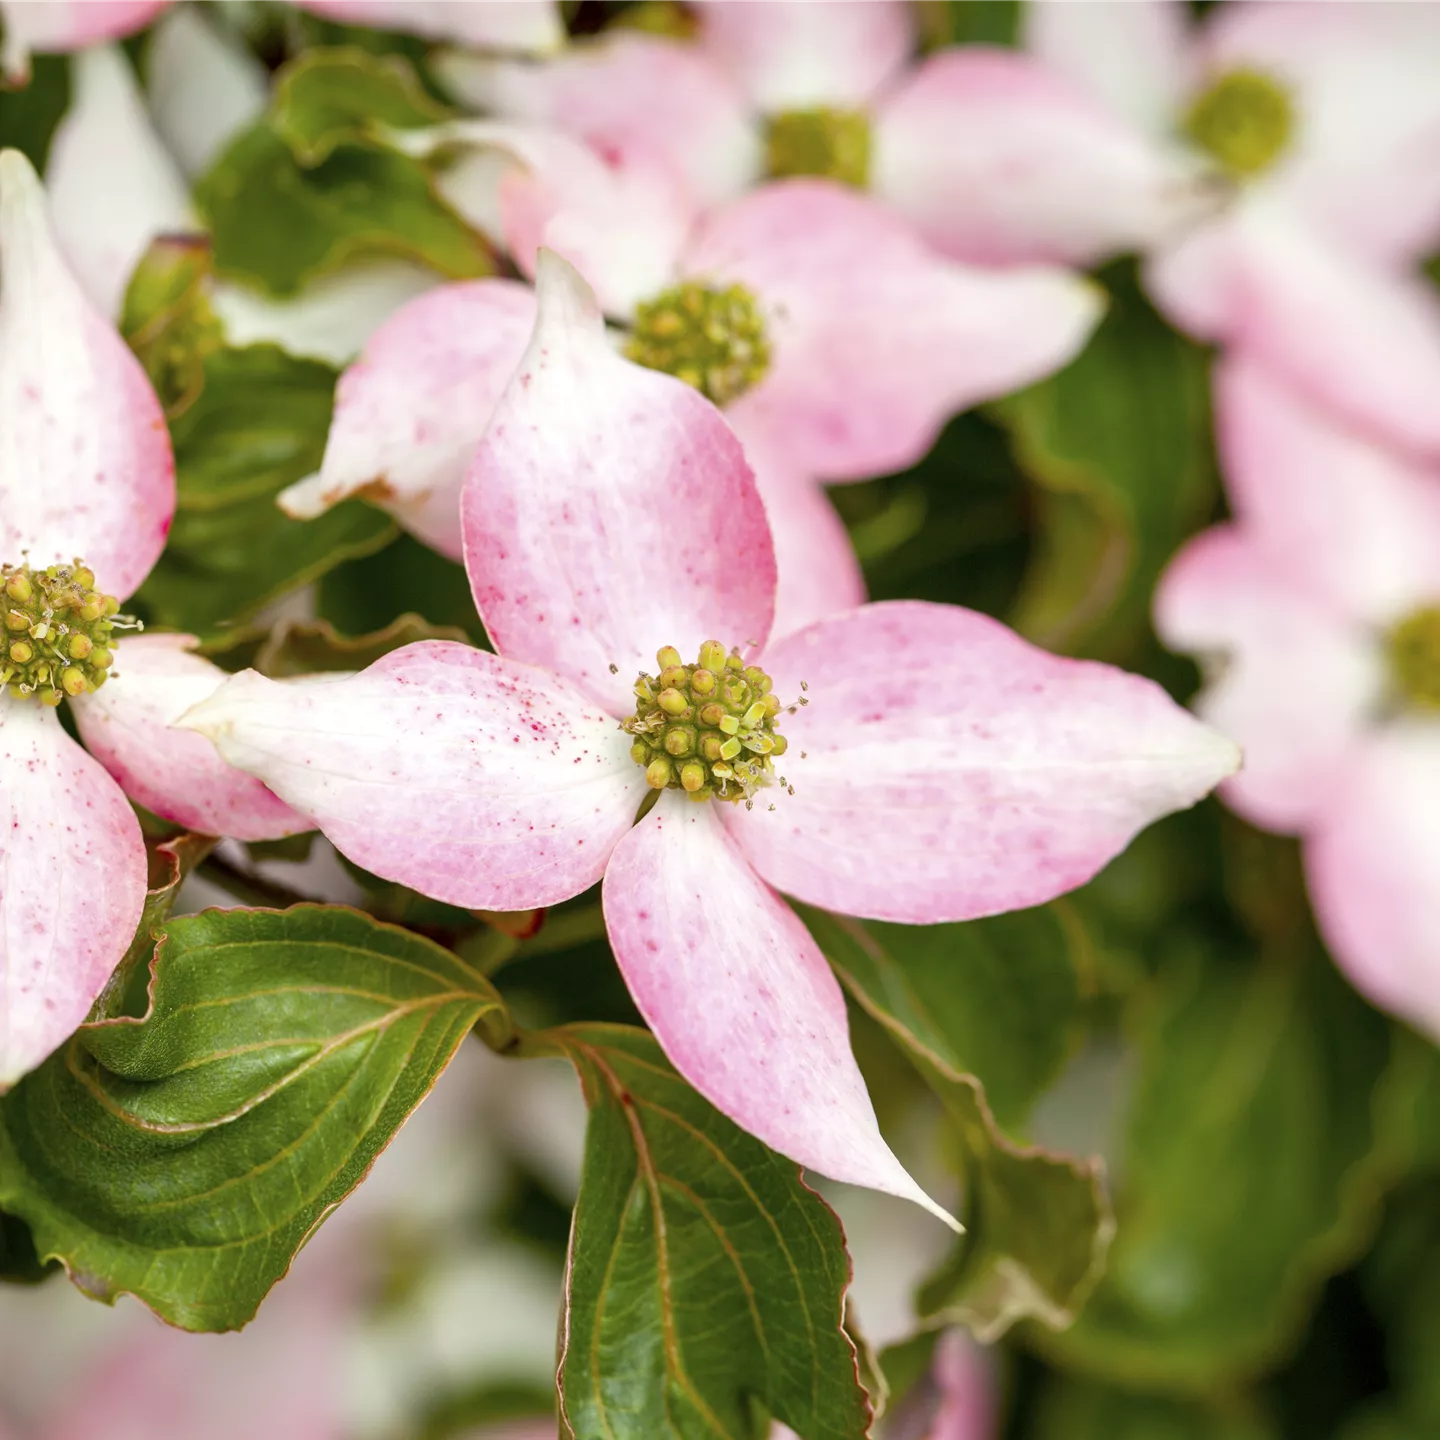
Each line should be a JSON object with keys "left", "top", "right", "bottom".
{"left": 0, "top": 0, "right": 168, "bottom": 80}
{"left": 301, "top": 121, "right": 1098, "bottom": 635}
{"left": 0, "top": 151, "right": 306, "bottom": 1088}
{"left": 182, "top": 251, "right": 1238, "bottom": 1221}
{"left": 948, "top": 0, "right": 1440, "bottom": 458}
{"left": 1157, "top": 356, "right": 1440, "bottom": 1035}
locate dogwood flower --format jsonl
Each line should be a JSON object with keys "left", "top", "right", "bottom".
{"left": 287, "top": 122, "right": 1100, "bottom": 635}
{"left": 1157, "top": 357, "right": 1440, "bottom": 1037}
{"left": 0, "top": 151, "right": 305, "bottom": 1087}
{"left": 929, "top": 0, "right": 1440, "bottom": 457}
{"left": 182, "top": 251, "right": 1238, "bottom": 1218}
{"left": 0, "top": 0, "right": 167, "bottom": 80}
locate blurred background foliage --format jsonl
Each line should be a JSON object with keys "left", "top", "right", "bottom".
{"left": 3, "top": 3, "right": 1440, "bottom": 1439}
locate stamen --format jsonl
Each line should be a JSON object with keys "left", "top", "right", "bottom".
{"left": 0, "top": 559, "right": 136, "bottom": 704}
{"left": 1183, "top": 69, "right": 1295, "bottom": 178}
{"left": 624, "top": 282, "right": 771, "bottom": 406}
{"left": 621, "top": 640, "right": 796, "bottom": 804}
{"left": 1389, "top": 605, "right": 1440, "bottom": 711}
{"left": 765, "top": 107, "right": 871, "bottom": 188}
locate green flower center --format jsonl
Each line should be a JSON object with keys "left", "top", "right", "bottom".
{"left": 1, "top": 560, "right": 125, "bottom": 705}
{"left": 624, "top": 282, "right": 771, "bottom": 407}
{"left": 1183, "top": 68, "right": 1295, "bottom": 178}
{"left": 623, "top": 641, "right": 793, "bottom": 805}
{"left": 765, "top": 107, "right": 871, "bottom": 188}
{"left": 1389, "top": 605, "right": 1440, "bottom": 711}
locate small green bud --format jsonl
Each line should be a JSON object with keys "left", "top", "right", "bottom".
{"left": 8, "top": 640, "right": 32, "bottom": 664}
{"left": 4, "top": 574, "right": 31, "bottom": 603}
{"left": 770, "top": 733, "right": 788, "bottom": 757}
{"left": 68, "top": 633, "right": 93, "bottom": 660}
{"left": 659, "top": 664, "right": 689, "bottom": 689}
{"left": 4, "top": 609, "right": 28, "bottom": 632}
{"left": 91, "top": 647, "right": 113, "bottom": 670}
{"left": 690, "top": 667, "right": 717, "bottom": 696}
{"left": 664, "top": 727, "right": 695, "bottom": 757}
{"left": 699, "top": 732, "right": 725, "bottom": 762}
{"left": 61, "top": 667, "right": 88, "bottom": 697}
{"left": 630, "top": 740, "right": 651, "bottom": 765}
{"left": 656, "top": 645, "right": 683, "bottom": 671}
{"left": 698, "top": 640, "right": 728, "bottom": 673}
{"left": 699, "top": 701, "right": 725, "bottom": 728}
{"left": 680, "top": 761, "right": 707, "bottom": 793}
{"left": 38, "top": 687, "right": 62, "bottom": 707}
{"left": 645, "top": 756, "right": 673, "bottom": 789}
{"left": 657, "top": 687, "right": 688, "bottom": 716}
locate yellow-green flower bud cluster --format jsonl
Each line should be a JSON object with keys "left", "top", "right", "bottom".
{"left": 1389, "top": 604, "right": 1440, "bottom": 712}
{"left": 1183, "top": 69, "right": 1295, "bottom": 179}
{"left": 623, "top": 640, "right": 789, "bottom": 804}
{"left": 624, "top": 282, "right": 771, "bottom": 407}
{"left": 765, "top": 106, "right": 872, "bottom": 189}
{"left": 1, "top": 560, "right": 123, "bottom": 705}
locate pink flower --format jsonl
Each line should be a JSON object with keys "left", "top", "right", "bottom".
{"left": 0, "top": 151, "right": 306, "bottom": 1087}
{"left": 1157, "top": 356, "right": 1440, "bottom": 1037}
{"left": 0, "top": 0, "right": 169, "bottom": 80}
{"left": 927, "top": 0, "right": 1440, "bottom": 458}
{"left": 291, "top": 124, "right": 1100, "bottom": 636}
{"left": 182, "top": 251, "right": 1238, "bottom": 1218}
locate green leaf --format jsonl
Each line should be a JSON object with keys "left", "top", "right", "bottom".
{"left": 547, "top": 1024, "right": 872, "bottom": 1440}
{"left": 196, "top": 120, "right": 491, "bottom": 297}
{"left": 0, "top": 54, "right": 71, "bottom": 171}
{"left": 0, "top": 1209, "right": 54, "bottom": 1284}
{"left": 120, "top": 234, "right": 225, "bottom": 417}
{"left": 1039, "top": 945, "right": 1405, "bottom": 1390}
{"left": 272, "top": 47, "right": 456, "bottom": 164}
{"left": 0, "top": 906, "right": 510, "bottom": 1331}
{"left": 132, "top": 344, "right": 396, "bottom": 636}
{"left": 1031, "top": 1376, "right": 1279, "bottom": 1440}
{"left": 800, "top": 904, "right": 1085, "bottom": 1132}
{"left": 998, "top": 261, "right": 1217, "bottom": 661}
{"left": 804, "top": 909, "right": 1110, "bottom": 1341}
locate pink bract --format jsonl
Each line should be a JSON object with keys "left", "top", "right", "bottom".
{"left": 1157, "top": 357, "right": 1440, "bottom": 1038}
{"left": 0, "top": 152, "right": 301, "bottom": 1087}
{"left": 184, "top": 253, "right": 1239, "bottom": 1218}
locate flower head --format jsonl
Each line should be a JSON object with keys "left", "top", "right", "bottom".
{"left": 1157, "top": 356, "right": 1440, "bottom": 1037}
{"left": 183, "top": 252, "right": 1238, "bottom": 1219}
{"left": 0, "top": 151, "right": 306, "bottom": 1087}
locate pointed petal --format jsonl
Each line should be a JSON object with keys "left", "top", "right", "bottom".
{"left": 697, "top": 0, "right": 913, "bottom": 110}
{"left": 176, "top": 641, "right": 642, "bottom": 909}
{"left": 146, "top": 3, "right": 269, "bottom": 181}
{"left": 872, "top": 47, "right": 1193, "bottom": 267}
{"left": 1147, "top": 206, "right": 1440, "bottom": 460}
{"left": 689, "top": 180, "right": 1102, "bottom": 481}
{"left": 737, "top": 429, "right": 865, "bottom": 640}
{"left": 603, "top": 793, "right": 954, "bottom": 1223}
{"left": 294, "top": 0, "right": 562, "bottom": 52}
{"left": 0, "top": 700, "right": 146, "bottom": 1088}
{"left": 1200, "top": 0, "right": 1440, "bottom": 263}
{"left": 1, "top": 0, "right": 168, "bottom": 81}
{"left": 0, "top": 150, "right": 174, "bottom": 601}
{"left": 209, "top": 260, "right": 444, "bottom": 367}
{"left": 44, "top": 44, "right": 195, "bottom": 321}
{"left": 69, "top": 634, "right": 309, "bottom": 843}
{"left": 1025, "top": 0, "right": 1190, "bottom": 138}
{"left": 419, "top": 121, "right": 689, "bottom": 318}
{"left": 462, "top": 251, "right": 777, "bottom": 716}
{"left": 279, "top": 278, "right": 536, "bottom": 557}
{"left": 1216, "top": 355, "right": 1440, "bottom": 626}
{"left": 725, "top": 601, "right": 1239, "bottom": 923}
{"left": 1306, "top": 724, "right": 1440, "bottom": 1040}
{"left": 435, "top": 35, "right": 760, "bottom": 209}
{"left": 1154, "top": 526, "right": 1381, "bottom": 834}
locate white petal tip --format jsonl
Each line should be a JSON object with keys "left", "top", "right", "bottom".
{"left": 277, "top": 472, "right": 340, "bottom": 520}
{"left": 534, "top": 247, "right": 605, "bottom": 328}
{"left": 0, "top": 147, "right": 41, "bottom": 195}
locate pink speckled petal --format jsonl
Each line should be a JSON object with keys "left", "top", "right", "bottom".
{"left": 1306, "top": 724, "right": 1440, "bottom": 1041}
{"left": 0, "top": 150, "right": 174, "bottom": 601}
{"left": 280, "top": 278, "right": 536, "bottom": 559}
{"left": 872, "top": 47, "right": 1192, "bottom": 267}
{"left": 1216, "top": 356, "right": 1440, "bottom": 627}
{"left": 725, "top": 601, "right": 1239, "bottom": 923}
{"left": 603, "top": 792, "right": 955, "bottom": 1224}
{"left": 1026, "top": 0, "right": 1191, "bottom": 138}
{"left": 1155, "top": 526, "right": 1381, "bottom": 834}
{"left": 178, "top": 641, "right": 641, "bottom": 910}
{"left": 1, "top": 0, "right": 169, "bottom": 80}
{"left": 736, "top": 428, "right": 864, "bottom": 640}
{"left": 44, "top": 44, "right": 195, "bottom": 321}
{"left": 436, "top": 35, "right": 760, "bottom": 209}
{"left": 690, "top": 180, "right": 1101, "bottom": 482}
{"left": 697, "top": 0, "right": 913, "bottom": 110}
{"left": 1146, "top": 206, "right": 1440, "bottom": 460}
{"left": 462, "top": 251, "right": 777, "bottom": 717}
{"left": 0, "top": 699, "right": 146, "bottom": 1088}
{"left": 295, "top": 0, "right": 562, "bottom": 51}
{"left": 69, "top": 634, "right": 310, "bottom": 843}
{"left": 1198, "top": 0, "right": 1440, "bottom": 264}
